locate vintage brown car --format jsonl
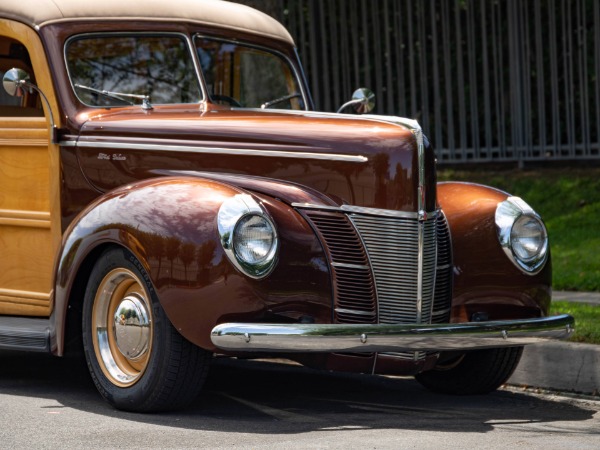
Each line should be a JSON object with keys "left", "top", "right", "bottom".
{"left": 0, "top": 0, "right": 573, "bottom": 412}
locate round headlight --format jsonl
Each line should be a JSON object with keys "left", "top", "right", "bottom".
{"left": 217, "top": 194, "right": 279, "bottom": 279}
{"left": 233, "top": 214, "right": 276, "bottom": 265}
{"left": 510, "top": 214, "right": 547, "bottom": 263}
{"left": 495, "top": 196, "right": 548, "bottom": 274}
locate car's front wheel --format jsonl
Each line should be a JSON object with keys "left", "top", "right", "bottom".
{"left": 415, "top": 347, "right": 523, "bottom": 395}
{"left": 82, "top": 247, "right": 211, "bottom": 412}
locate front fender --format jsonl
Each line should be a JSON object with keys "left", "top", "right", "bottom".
{"left": 52, "top": 176, "right": 332, "bottom": 355}
{"left": 52, "top": 177, "right": 243, "bottom": 355}
{"left": 438, "top": 182, "right": 552, "bottom": 323}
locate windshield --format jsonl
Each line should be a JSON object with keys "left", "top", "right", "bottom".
{"left": 66, "top": 34, "right": 202, "bottom": 107}
{"left": 195, "top": 37, "right": 305, "bottom": 110}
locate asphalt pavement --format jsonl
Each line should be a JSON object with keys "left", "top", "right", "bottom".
{"left": 508, "top": 290, "right": 600, "bottom": 396}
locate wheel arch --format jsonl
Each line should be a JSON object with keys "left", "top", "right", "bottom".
{"left": 50, "top": 176, "right": 242, "bottom": 356}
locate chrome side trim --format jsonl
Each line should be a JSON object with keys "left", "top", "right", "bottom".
{"left": 211, "top": 314, "right": 574, "bottom": 353}
{"left": 292, "top": 203, "right": 438, "bottom": 219}
{"left": 60, "top": 140, "right": 368, "bottom": 163}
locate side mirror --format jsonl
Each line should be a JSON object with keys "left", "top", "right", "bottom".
{"left": 337, "top": 88, "right": 376, "bottom": 114}
{"left": 2, "top": 67, "right": 59, "bottom": 143}
{"left": 2, "top": 67, "right": 31, "bottom": 97}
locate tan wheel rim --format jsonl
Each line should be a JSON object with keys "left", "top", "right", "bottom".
{"left": 92, "top": 268, "right": 153, "bottom": 387}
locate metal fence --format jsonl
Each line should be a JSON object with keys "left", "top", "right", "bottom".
{"left": 265, "top": 0, "right": 600, "bottom": 164}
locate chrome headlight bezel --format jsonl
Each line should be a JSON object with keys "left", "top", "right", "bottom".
{"left": 495, "top": 196, "right": 548, "bottom": 275}
{"left": 217, "top": 194, "right": 278, "bottom": 279}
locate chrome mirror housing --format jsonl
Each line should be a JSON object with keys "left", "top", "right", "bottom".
{"left": 337, "top": 88, "right": 376, "bottom": 114}
{"left": 2, "top": 67, "right": 59, "bottom": 143}
{"left": 2, "top": 67, "right": 31, "bottom": 97}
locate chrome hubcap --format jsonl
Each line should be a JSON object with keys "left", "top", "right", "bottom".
{"left": 92, "top": 268, "right": 153, "bottom": 387}
{"left": 113, "top": 294, "right": 151, "bottom": 361}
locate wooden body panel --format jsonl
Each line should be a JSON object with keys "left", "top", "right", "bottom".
{"left": 0, "top": 118, "right": 53, "bottom": 315}
{"left": 0, "top": 21, "right": 61, "bottom": 316}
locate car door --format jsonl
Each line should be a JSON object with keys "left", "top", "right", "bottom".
{"left": 0, "top": 20, "right": 61, "bottom": 317}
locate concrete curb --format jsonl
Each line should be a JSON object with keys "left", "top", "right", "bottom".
{"left": 553, "top": 291, "right": 600, "bottom": 304}
{"left": 508, "top": 341, "right": 600, "bottom": 395}
{"left": 508, "top": 290, "right": 599, "bottom": 394}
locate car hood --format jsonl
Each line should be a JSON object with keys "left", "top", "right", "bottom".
{"left": 72, "top": 106, "right": 436, "bottom": 213}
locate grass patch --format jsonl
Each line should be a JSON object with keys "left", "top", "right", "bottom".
{"left": 549, "top": 301, "right": 600, "bottom": 344}
{"left": 438, "top": 167, "right": 600, "bottom": 291}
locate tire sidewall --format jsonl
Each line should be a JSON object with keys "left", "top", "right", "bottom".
{"left": 82, "top": 247, "right": 169, "bottom": 411}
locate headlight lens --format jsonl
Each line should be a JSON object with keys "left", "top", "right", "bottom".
{"left": 218, "top": 194, "right": 278, "bottom": 279}
{"left": 510, "top": 215, "right": 547, "bottom": 262}
{"left": 233, "top": 214, "right": 276, "bottom": 264}
{"left": 495, "top": 197, "right": 548, "bottom": 274}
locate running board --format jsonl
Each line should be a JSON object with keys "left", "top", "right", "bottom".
{"left": 0, "top": 316, "right": 51, "bottom": 352}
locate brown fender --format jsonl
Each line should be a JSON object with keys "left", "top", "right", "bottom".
{"left": 437, "top": 182, "right": 552, "bottom": 323}
{"left": 51, "top": 176, "right": 332, "bottom": 355}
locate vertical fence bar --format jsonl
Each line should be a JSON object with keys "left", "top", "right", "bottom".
{"left": 383, "top": 0, "right": 394, "bottom": 115}
{"left": 372, "top": 1, "right": 384, "bottom": 114}
{"left": 466, "top": 1, "right": 479, "bottom": 158}
{"left": 417, "top": 2, "right": 430, "bottom": 132}
{"left": 430, "top": 0, "right": 443, "bottom": 151}
{"left": 454, "top": 2, "right": 468, "bottom": 156}
{"left": 534, "top": 0, "right": 547, "bottom": 157}
{"left": 407, "top": 1, "right": 417, "bottom": 117}
{"left": 578, "top": 0, "right": 590, "bottom": 155}
{"left": 394, "top": 0, "right": 407, "bottom": 116}
{"left": 480, "top": 1, "right": 492, "bottom": 158}
{"left": 361, "top": 0, "right": 372, "bottom": 92}
{"left": 563, "top": 0, "right": 575, "bottom": 156}
{"left": 595, "top": 0, "right": 600, "bottom": 155}
{"left": 548, "top": 0, "right": 560, "bottom": 157}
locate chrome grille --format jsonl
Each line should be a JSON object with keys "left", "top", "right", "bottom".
{"left": 349, "top": 214, "right": 437, "bottom": 325}
{"left": 301, "top": 207, "right": 450, "bottom": 334}
{"left": 303, "top": 211, "right": 377, "bottom": 324}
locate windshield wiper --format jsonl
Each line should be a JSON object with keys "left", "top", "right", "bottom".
{"left": 74, "top": 84, "right": 153, "bottom": 110}
{"left": 261, "top": 92, "right": 302, "bottom": 109}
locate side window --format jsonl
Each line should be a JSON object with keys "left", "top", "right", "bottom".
{"left": 0, "top": 35, "right": 43, "bottom": 116}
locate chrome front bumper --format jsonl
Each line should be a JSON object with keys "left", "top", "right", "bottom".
{"left": 211, "top": 314, "right": 574, "bottom": 353}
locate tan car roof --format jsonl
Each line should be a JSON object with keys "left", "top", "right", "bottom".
{"left": 0, "top": 0, "right": 294, "bottom": 44}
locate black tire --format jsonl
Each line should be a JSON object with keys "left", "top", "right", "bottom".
{"left": 82, "top": 247, "right": 211, "bottom": 412}
{"left": 415, "top": 347, "right": 523, "bottom": 395}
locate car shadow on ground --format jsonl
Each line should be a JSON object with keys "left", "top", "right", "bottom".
{"left": 0, "top": 349, "right": 597, "bottom": 435}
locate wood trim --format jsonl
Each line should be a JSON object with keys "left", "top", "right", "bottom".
{"left": 0, "top": 288, "right": 52, "bottom": 316}
{"left": 0, "top": 138, "right": 48, "bottom": 147}
{"left": 0, "top": 287, "right": 51, "bottom": 304}
{"left": 0, "top": 209, "right": 52, "bottom": 228}
{"left": 0, "top": 117, "right": 47, "bottom": 127}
